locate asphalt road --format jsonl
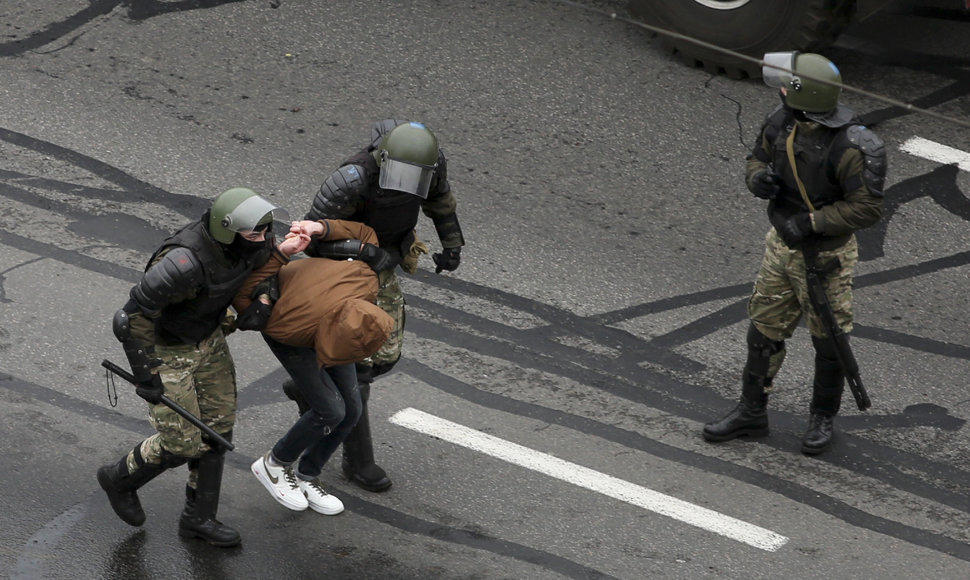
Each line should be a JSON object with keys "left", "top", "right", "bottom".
{"left": 1, "top": 1, "right": 970, "bottom": 579}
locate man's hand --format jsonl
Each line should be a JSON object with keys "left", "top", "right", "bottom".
{"left": 236, "top": 300, "right": 273, "bottom": 331}
{"left": 290, "top": 220, "right": 326, "bottom": 237}
{"left": 279, "top": 232, "right": 311, "bottom": 256}
{"left": 359, "top": 243, "right": 395, "bottom": 273}
{"left": 433, "top": 247, "right": 461, "bottom": 274}
{"left": 777, "top": 213, "right": 813, "bottom": 247}
{"left": 136, "top": 373, "right": 165, "bottom": 405}
{"left": 750, "top": 170, "right": 781, "bottom": 200}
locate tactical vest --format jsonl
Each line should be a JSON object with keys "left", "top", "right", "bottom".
{"left": 150, "top": 220, "right": 267, "bottom": 345}
{"left": 766, "top": 111, "right": 846, "bottom": 217}
{"left": 341, "top": 148, "right": 423, "bottom": 261}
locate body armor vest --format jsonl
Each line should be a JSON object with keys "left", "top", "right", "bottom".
{"left": 769, "top": 120, "right": 844, "bottom": 218}
{"left": 342, "top": 148, "right": 423, "bottom": 262}
{"left": 150, "top": 221, "right": 267, "bottom": 344}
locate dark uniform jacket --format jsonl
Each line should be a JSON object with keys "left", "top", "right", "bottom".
{"left": 746, "top": 104, "right": 886, "bottom": 251}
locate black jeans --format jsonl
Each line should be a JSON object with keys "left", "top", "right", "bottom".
{"left": 263, "top": 335, "right": 361, "bottom": 479}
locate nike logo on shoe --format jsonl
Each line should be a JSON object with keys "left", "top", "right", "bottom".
{"left": 265, "top": 458, "right": 279, "bottom": 484}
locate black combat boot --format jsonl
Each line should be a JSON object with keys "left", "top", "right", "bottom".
{"left": 702, "top": 371, "right": 770, "bottom": 442}
{"left": 178, "top": 435, "right": 240, "bottom": 547}
{"left": 342, "top": 380, "right": 392, "bottom": 492}
{"left": 282, "top": 378, "right": 310, "bottom": 416}
{"left": 801, "top": 337, "right": 844, "bottom": 455}
{"left": 97, "top": 447, "right": 170, "bottom": 526}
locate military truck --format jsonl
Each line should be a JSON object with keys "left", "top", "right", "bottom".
{"left": 627, "top": 0, "right": 969, "bottom": 79}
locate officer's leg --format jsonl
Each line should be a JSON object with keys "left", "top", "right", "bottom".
{"left": 342, "top": 270, "right": 403, "bottom": 492}
{"left": 341, "top": 362, "right": 393, "bottom": 491}
{"left": 179, "top": 431, "right": 240, "bottom": 547}
{"left": 798, "top": 238, "right": 855, "bottom": 455}
{"left": 98, "top": 345, "right": 193, "bottom": 526}
{"left": 177, "top": 330, "right": 240, "bottom": 546}
{"left": 705, "top": 230, "right": 796, "bottom": 443}
{"left": 703, "top": 323, "right": 785, "bottom": 442}
{"left": 800, "top": 336, "right": 845, "bottom": 455}
{"left": 97, "top": 439, "right": 186, "bottom": 526}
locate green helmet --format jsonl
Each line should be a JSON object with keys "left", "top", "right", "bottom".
{"left": 208, "top": 187, "right": 288, "bottom": 244}
{"left": 763, "top": 52, "right": 842, "bottom": 113}
{"left": 377, "top": 122, "right": 439, "bottom": 199}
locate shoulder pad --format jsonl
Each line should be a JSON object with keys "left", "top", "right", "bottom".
{"left": 130, "top": 247, "right": 204, "bottom": 316}
{"left": 845, "top": 125, "right": 885, "bottom": 156}
{"left": 369, "top": 119, "right": 408, "bottom": 148}
{"left": 844, "top": 125, "right": 887, "bottom": 196}
{"left": 307, "top": 165, "right": 368, "bottom": 220}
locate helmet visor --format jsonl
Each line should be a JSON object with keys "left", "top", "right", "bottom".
{"left": 762, "top": 51, "right": 797, "bottom": 89}
{"left": 221, "top": 195, "right": 289, "bottom": 234}
{"left": 378, "top": 155, "right": 435, "bottom": 199}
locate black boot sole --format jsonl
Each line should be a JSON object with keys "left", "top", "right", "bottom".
{"left": 800, "top": 440, "right": 833, "bottom": 455}
{"left": 702, "top": 427, "right": 769, "bottom": 442}
{"left": 342, "top": 466, "right": 392, "bottom": 492}
{"left": 178, "top": 525, "right": 242, "bottom": 548}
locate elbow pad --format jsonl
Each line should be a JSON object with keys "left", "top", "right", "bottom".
{"left": 130, "top": 247, "right": 203, "bottom": 317}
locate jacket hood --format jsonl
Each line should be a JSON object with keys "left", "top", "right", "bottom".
{"left": 314, "top": 298, "right": 393, "bottom": 366}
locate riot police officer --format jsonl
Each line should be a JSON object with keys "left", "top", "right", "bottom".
{"left": 285, "top": 120, "right": 466, "bottom": 492}
{"left": 703, "top": 53, "right": 886, "bottom": 454}
{"left": 97, "top": 188, "right": 304, "bottom": 546}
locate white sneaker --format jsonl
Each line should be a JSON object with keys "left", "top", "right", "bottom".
{"left": 298, "top": 478, "right": 344, "bottom": 515}
{"left": 251, "top": 453, "right": 308, "bottom": 511}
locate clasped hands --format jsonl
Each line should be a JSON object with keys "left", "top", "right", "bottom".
{"left": 277, "top": 220, "right": 324, "bottom": 256}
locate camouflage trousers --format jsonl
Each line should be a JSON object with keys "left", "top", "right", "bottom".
{"left": 360, "top": 269, "right": 405, "bottom": 373}
{"left": 747, "top": 229, "right": 858, "bottom": 378}
{"left": 127, "top": 327, "right": 237, "bottom": 483}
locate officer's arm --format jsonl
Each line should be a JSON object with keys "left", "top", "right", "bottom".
{"left": 306, "top": 165, "right": 366, "bottom": 221}
{"left": 421, "top": 153, "right": 465, "bottom": 249}
{"left": 813, "top": 130, "right": 887, "bottom": 236}
{"left": 129, "top": 247, "right": 205, "bottom": 318}
{"left": 306, "top": 165, "right": 368, "bottom": 257}
{"left": 113, "top": 247, "right": 203, "bottom": 389}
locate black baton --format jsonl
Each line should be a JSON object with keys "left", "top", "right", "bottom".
{"left": 101, "top": 359, "right": 235, "bottom": 451}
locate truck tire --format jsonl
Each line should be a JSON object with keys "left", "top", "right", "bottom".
{"left": 628, "top": 0, "right": 855, "bottom": 79}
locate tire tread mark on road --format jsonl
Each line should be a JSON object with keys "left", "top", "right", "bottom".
{"left": 0, "top": 0, "right": 121, "bottom": 57}
{"left": 0, "top": 229, "right": 139, "bottom": 283}
{"left": 0, "top": 127, "right": 206, "bottom": 217}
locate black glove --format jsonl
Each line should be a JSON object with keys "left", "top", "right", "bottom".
{"left": 359, "top": 243, "right": 395, "bottom": 273}
{"left": 136, "top": 373, "right": 165, "bottom": 405}
{"left": 777, "top": 213, "right": 813, "bottom": 247}
{"left": 251, "top": 275, "right": 280, "bottom": 303}
{"left": 432, "top": 247, "right": 461, "bottom": 274}
{"left": 236, "top": 300, "right": 273, "bottom": 331}
{"left": 750, "top": 170, "right": 781, "bottom": 200}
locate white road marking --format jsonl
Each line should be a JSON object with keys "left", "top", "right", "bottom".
{"left": 900, "top": 137, "right": 970, "bottom": 172}
{"left": 389, "top": 407, "right": 790, "bottom": 552}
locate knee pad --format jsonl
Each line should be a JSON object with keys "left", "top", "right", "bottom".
{"left": 746, "top": 323, "right": 784, "bottom": 378}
